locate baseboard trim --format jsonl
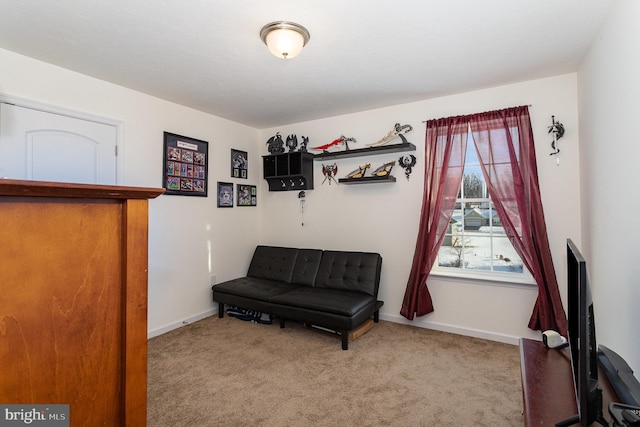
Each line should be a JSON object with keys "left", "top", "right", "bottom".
{"left": 147, "top": 307, "right": 218, "bottom": 339}
{"left": 148, "top": 308, "right": 523, "bottom": 345}
{"left": 380, "top": 313, "right": 521, "bottom": 346}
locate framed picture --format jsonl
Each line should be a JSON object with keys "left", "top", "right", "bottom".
{"left": 163, "top": 132, "right": 208, "bottom": 196}
{"left": 231, "top": 149, "right": 248, "bottom": 179}
{"left": 217, "top": 182, "right": 234, "bottom": 207}
{"left": 237, "top": 184, "right": 256, "bottom": 206}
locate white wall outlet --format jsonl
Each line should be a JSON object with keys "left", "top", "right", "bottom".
{"left": 210, "top": 274, "right": 216, "bottom": 287}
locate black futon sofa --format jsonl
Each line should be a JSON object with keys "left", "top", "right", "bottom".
{"left": 212, "top": 245, "right": 383, "bottom": 350}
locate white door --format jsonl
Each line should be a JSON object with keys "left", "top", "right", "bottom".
{"left": 0, "top": 103, "right": 118, "bottom": 185}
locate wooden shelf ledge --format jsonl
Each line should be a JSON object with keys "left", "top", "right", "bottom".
{"left": 313, "top": 142, "right": 416, "bottom": 160}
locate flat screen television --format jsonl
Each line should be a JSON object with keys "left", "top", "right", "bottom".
{"left": 557, "top": 239, "right": 606, "bottom": 426}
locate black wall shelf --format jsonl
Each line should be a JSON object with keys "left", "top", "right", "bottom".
{"left": 263, "top": 142, "right": 416, "bottom": 190}
{"left": 263, "top": 152, "right": 314, "bottom": 191}
{"left": 339, "top": 175, "right": 396, "bottom": 185}
{"left": 313, "top": 142, "right": 416, "bottom": 160}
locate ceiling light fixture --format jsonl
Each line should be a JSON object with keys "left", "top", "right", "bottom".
{"left": 260, "top": 21, "right": 310, "bottom": 59}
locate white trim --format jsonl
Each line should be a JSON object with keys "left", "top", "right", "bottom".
{"left": 380, "top": 313, "right": 523, "bottom": 345}
{"left": 147, "top": 307, "right": 218, "bottom": 339}
{"left": 430, "top": 269, "right": 537, "bottom": 287}
{"left": 147, "top": 307, "right": 535, "bottom": 345}
{"left": 0, "top": 93, "right": 124, "bottom": 185}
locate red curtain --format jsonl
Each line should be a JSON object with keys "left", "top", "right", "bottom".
{"left": 469, "top": 106, "right": 567, "bottom": 336}
{"left": 400, "top": 116, "right": 468, "bottom": 320}
{"left": 401, "top": 106, "right": 568, "bottom": 336}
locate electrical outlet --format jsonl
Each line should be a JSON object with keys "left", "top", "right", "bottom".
{"left": 210, "top": 274, "right": 216, "bottom": 287}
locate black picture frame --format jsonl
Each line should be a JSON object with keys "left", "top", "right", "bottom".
{"left": 231, "top": 149, "right": 248, "bottom": 179}
{"left": 217, "top": 182, "right": 234, "bottom": 207}
{"left": 163, "top": 132, "right": 208, "bottom": 196}
{"left": 236, "top": 184, "right": 256, "bottom": 206}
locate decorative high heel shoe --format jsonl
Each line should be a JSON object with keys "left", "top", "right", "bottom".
{"left": 345, "top": 163, "right": 371, "bottom": 179}
{"left": 371, "top": 161, "right": 396, "bottom": 177}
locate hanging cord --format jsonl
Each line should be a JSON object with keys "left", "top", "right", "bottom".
{"left": 298, "top": 191, "right": 306, "bottom": 226}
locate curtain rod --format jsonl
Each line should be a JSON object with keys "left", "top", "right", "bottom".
{"left": 421, "top": 104, "right": 533, "bottom": 123}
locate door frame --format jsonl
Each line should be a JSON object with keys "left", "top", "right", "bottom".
{"left": 0, "top": 93, "right": 124, "bottom": 184}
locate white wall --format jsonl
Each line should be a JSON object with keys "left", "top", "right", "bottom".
{"left": 0, "top": 47, "right": 586, "bottom": 346}
{"left": 578, "top": 0, "right": 640, "bottom": 372}
{"left": 0, "top": 48, "right": 262, "bottom": 337}
{"left": 259, "top": 73, "right": 581, "bottom": 344}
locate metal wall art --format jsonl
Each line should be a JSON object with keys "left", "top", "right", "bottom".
{"left": 321, "top": 163, "right": 338, "bottom": 185}
{"left": 399, "top": 154, "right": 417, "bottom": 180}
{"left": 548, "top": 115, "right": 565, "bottom": 163}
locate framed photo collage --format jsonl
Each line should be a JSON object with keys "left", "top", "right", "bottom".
{"left": 163, "top": 132, "right": 256, "bottom": 207}
{"left": 218, "top": 149, "right": 256, "bottom": 208}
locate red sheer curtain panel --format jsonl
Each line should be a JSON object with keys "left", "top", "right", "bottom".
{"left": 400, "top": 116, "right": 468, "bottom": 320}
{"left": 468, "top": 106, "right": 567, "bottom": 336}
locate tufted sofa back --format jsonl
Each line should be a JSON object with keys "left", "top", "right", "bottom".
{"left": 247, "top": 246, "right": 298, "bottom": 283}
{"left": 290, "top": 249, "right": 323, "bottom": 286}
{"left": 247, "top": 246, "right": 382, "bottom": 297}
{"left": 314, "top": 250, "right": 382, "bottom": 297}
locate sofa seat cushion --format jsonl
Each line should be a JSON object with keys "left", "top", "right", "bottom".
{"left": 213, "top": 277, "right": 297, "bottom": 301}
{"left": 270, "top": 287, "right": 376, "bottom": 317}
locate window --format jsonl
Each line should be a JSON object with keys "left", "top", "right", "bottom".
{"left": 433, "top": 134, "right": 531, "bottom": 283}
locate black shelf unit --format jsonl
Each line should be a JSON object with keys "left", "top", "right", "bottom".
{"left": 315, "top": 142, "right": 415, "bottom": 185}
{"left": 313, "top": 142, "right": 416, "bottom": 160}
{"left": 339, "top": 175, "right": 396, "bottom": 185}
{"left": 263, "top": 151, "right": 314, "bottom": 191}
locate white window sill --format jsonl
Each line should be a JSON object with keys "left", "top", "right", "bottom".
{"left": 430, "top": 268, "right": 537, "bottom": 288}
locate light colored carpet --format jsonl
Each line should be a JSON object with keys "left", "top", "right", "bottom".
{"left": 147, "top": 315, "right": 523, "bottom": 426}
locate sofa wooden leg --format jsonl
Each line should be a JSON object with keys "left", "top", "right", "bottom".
{"left": 341, "top": 332, "right": 349, "bottom": 350}
{"left": 218, "top": 303, "right": 224, "bottom": 318}
{"left": 280, "top": 319, "right": 286, "bottom": 329}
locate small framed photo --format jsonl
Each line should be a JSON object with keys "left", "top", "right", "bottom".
{"left": 231, "top": 149, "right": 248, "bottom": 179}
{"left": 217, "top": 182, "right": 234, "bottom": 207}
{"left": 237, "top": 184, "right": 256, "bottom": 206}
{"left": 163, "top": 132, "right": 208, "bottom": 197}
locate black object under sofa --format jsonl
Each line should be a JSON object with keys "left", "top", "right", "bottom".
{"left": 212, "top": 245, "right": 383, "bottom": 350}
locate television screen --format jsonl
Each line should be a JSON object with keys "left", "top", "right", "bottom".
{"left": 556, "top": 239, "right": 605, "bottom": 426}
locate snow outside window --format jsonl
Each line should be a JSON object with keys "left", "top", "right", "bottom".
{"left": 433, "top": 134, "right": 534, "bottom": 285}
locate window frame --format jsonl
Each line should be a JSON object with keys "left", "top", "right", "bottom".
{"left": 430, "top": 135, "right": 535, "bottom": 286}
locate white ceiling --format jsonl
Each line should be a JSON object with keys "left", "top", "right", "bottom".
{"left": 0, "top": 0, "right": 613, "bottom": 129}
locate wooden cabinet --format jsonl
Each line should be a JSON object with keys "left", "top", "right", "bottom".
{"left": 0, "top": 179, "right": 163, "bottom": 426}
{"left": 519, "top": 338, "right": 617, "bottom": 426}
{"left": 263, "top": 152, "right": 314, "bottom": 191}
